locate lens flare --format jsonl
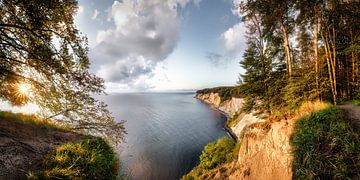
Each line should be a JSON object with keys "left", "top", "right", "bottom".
{"left": 18, "top": 83, "right": 31, "bottom": 95}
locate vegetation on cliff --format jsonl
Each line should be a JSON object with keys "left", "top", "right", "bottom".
{"left": 0, "top": 111, "right": 120, "bottom": 179}
{"left": 291, "top": 107, "right": 360, "bottom": 179}
{"left": 0, "top": 1, "right": 124, "bottom": 177}
{"left": 30, "top": 138, "right": 119, "bottom": 179}
{"left": 190, "top": 0, "right": 359, "bottom": 179}
{"left": 182, "top": 137, "right": 240, "bottom": 180}
{"left": 196, "top": 86, "right": 243, "bottom": 102}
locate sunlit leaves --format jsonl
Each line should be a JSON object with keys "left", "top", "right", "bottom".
{"left": 0, "top": 0, "right": 125, "bottom": 142}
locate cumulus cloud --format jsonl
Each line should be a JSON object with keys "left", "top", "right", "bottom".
{"left": 91, "top": 9, "right": 99, "bottom": 20}
{"left": 220, "top": 22, "right": 246, "bottom": 56}
{"left": 90, "top": 0, "right": 201, "bottom": 90}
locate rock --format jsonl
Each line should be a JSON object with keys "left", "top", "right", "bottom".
{"left": 195, "top": 92, "right": 293, "bottom": 180}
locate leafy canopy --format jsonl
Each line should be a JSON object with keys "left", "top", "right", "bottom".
{"left": 0, "top": 0, "right": 125, "bottom": 142}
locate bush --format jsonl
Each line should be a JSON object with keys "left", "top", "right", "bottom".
{"left": 291, "top": 107, "right": 360, "bottom": 179}
{"left": 182, "top": 137, "right": 240, "bottom": 180}
{"left": 34, "top": 137, "right": 119, "bottom": 179}
{"left": 199, "top": 137, "right": 238, "bottom": 169}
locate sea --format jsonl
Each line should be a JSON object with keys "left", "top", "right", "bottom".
{"left": 100, "top": 92, "right": 229, "bottom": 180}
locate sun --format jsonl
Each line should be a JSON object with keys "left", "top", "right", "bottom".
{"left": 18, "top": 83, "right": 31, "bottom": 95}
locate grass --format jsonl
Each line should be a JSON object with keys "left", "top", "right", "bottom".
{"left": 28, "top": 137, "right": 119, "bottom": 179}
{"left": 0, "top": 111, "right": 70, "bottom": 131}
{"left": 0, "top": 111, "right": 120, "bottom": 179}
{"left": 269, "top": 101, "right": 330, "bottom": 122}
{"left": 342, "top": 99, "right": 360, "bottom": 106}
{"left": 291, "top": 106, "right": 360, "bottom": 179}
{"left": 182, "top": 137, "right": 240, "bottom": 180}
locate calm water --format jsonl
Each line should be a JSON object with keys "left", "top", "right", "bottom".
{"left": 101, "top": 92, "right": 229, "bottom": 180}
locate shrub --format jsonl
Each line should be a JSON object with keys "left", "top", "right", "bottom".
{"left": 182, "top": 137, "right": 240, "bottom": 180}
{"left": 199, "top": 137, "right": 238, "bottom": 169}
{"left": 38, "top": 137, "right": 119, "bottom": 179}
{"left": 291, "top": 107, "right": 360, "bottom": 179}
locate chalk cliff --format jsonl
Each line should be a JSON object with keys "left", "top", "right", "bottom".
{"left": 194, "top": 92, "right": 293, "bottom": 180}
{"left": 195, "top": 92, "right": 265, "bottom": 139}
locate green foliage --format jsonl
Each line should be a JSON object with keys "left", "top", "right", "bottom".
{"left": 0, "top": 0, "right": 125, "bottom": 142}
{"left": 199, "top": 137, "right": 238, "bottom": 169}
{"left": 283, "top": 69, "right": 321, "bottom": 109}
{"left": 351, "top": 100, "right": 360, "bottom": 106}
{"left": 196, "top": 86, "right": 243, "bottom": 102}
{"left": 33, "top": 138, "right": 119, "bottom": 179}
{"left": 237, "top": 0, "right": 360, "bottom": 111}
{"left": 0, "top": 111, "right": 69, "bottom": 131}
{"left": 182, "top": 137, "right": 240, "bottom": 180}
{"left": 291, "top": 107, "right": 360, "bottom": 179}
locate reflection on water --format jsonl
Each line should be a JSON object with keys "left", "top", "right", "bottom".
{"left": 100, "top": 92, "right": 228, "bottom": 180}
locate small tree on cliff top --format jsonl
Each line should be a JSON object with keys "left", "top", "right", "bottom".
{"left": 0, "top": 0, "right": 125, "bottom": 142}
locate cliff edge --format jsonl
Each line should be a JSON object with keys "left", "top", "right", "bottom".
{"left": 194, "top": 91, "right": 294, "bottom": 180}
{"left": 193, "top": 89, "right": 360, "bottom": 180}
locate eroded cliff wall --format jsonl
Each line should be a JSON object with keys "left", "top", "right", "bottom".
{"left": 195, "top": 92, "right": 293, "bottom": 180}
{"left": 195, "top": 93, "right": 264, "bottom": 138}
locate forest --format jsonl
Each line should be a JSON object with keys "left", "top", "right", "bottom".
{"left": 236, "top": 0, "right": 360, "bottom": 113}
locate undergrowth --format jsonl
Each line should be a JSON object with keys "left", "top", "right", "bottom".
{"left": 0, "top": 111, "right": 69, "bottom": 131}
{"left": 28, "top": 137, "right": 119, "bottom": 179}
{"left": 182, "top": 137, "right": 240, "bottom": 180}
{"left": 291, "top": 106, "right": 360, "bottom": 179}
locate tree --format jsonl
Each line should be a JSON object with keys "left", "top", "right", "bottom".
{"left": 295, "top": 0, "right": 324, "bottom": 100}
{"left": 244, "top": 0, "right": 295, "bottom": 77}
{"left": 0, "top": 0, "right": 125, "bottom": 142}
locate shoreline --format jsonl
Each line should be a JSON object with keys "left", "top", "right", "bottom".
{"left": 194, "top": 95, "right": 238, "bottom": 141}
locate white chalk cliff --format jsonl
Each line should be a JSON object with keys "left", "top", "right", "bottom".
{"left": 195, "top": 92, "right": 293, "bottom": 180}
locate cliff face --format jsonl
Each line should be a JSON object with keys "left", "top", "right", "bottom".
{"left": 195, "top": 92, "right": 242, "bottom": 116}
{"left": 228, "top": 119, "right": 294, "bottom": 180}
{"left": 195, "top": 92, "right": 293, "bottom": 180}
{"left": 195, "top": 93, "right": 265, "bottom": 138}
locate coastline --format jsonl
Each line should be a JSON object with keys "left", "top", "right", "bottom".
{"left": 194, "top": 95, "right": 238, "bottom": 141}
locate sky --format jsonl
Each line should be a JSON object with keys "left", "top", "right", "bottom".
{"left": 74, "top": 0, "right": 247, "bottom": 92}
{"left": 0, "top": 0, "right": 248, "bottom": 114}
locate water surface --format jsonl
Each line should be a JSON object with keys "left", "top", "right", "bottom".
{"left": 101, "top": 92, "right": 229, "bottom": 180}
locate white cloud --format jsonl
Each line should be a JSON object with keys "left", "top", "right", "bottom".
{"left": 78, "top": 6, "right": 84, "bottom": 14}
{"left": 220, "top": 22, "right": 246, "bottom": 56}
{"left": 91, "top": 9, "right": 99, "bottom": 20}
{"left": 90, "top": 0, "right": 201, "bottom": 90}
{"left": 231, "top": 0, "right": 243, "bottom": 16}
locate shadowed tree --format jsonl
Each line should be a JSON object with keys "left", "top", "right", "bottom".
{"left": 0, "top": 0, "right": 125, "bottom": 142}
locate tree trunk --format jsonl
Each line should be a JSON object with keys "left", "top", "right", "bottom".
{"left": 280, "top": 21, "right": 292, "bottom": 77}
{"left": 321, "top": 30, "right": 337, "bottom": 105}
{"left": 314, "top": 6, "right": 320, "bottom": 100}
{"left": 331, "top": 18, "right": 337, "bottom": 103}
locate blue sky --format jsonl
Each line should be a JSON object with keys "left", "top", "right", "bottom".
{"left": 75, "top": 0, "right": 247, "bottom": 92}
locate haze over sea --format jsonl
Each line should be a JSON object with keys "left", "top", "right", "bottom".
{"left": 101, "top": 92, "right": 229, "bottom": 180}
